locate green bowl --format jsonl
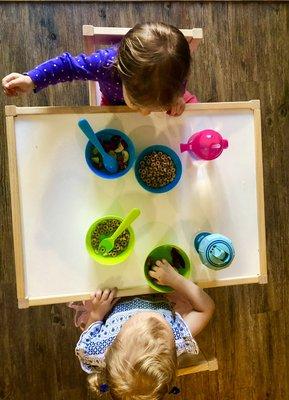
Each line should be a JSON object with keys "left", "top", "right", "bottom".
{"left": 86, "top": 215, "right": 135, "bottom": 265}
{"left": 144, "top": 244, "right": 191, "bottom": 293}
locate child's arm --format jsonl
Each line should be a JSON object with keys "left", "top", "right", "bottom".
{"left": 149, "top": 260, "right": 215, "bottom": 336}
{"left": 171, "top": 274, "right": 215, "bottom": 336}
{"left": 2, "top": 47, "right": 116, "bottom": 96}
{"left": 84, "top": 288, "right": 118, "bottom": 331}
{"left": 75, "top": 288, "right": 117, "bottom": 374}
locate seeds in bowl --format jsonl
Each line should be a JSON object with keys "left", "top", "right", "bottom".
{"left": 138, "top": 151, "right": 176, "bottom": 188}
{"left": 91, "top": 135, "right": 130, "bottom": 172}
{"left": 91, "top": 219, "right": 130, "bottom": 257}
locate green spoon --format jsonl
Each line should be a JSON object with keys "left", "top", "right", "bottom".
{"left": 98, "top": 208, "right": 141, "bottom": 255}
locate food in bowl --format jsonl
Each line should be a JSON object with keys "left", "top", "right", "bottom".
{"left": 91, "top": 218, "right": 130, "bottom": 257}
{"left": 91, "top": 135, "right": 130, "bottom": 172}
{"left": 146, "top": 247, "right": 186, "bottom": 274}
{"left": 138, "top": 151, "right": 176, "bottom": 189}
{"left": 144, "top": 244, "right": 191, "bottom": 293}
{"left": 170, "top": 247, "right": 186, "bottom": 269}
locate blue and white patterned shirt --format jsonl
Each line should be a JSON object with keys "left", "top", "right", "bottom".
{"left": 75, "top": 295, "right": 199, "bottom": 374}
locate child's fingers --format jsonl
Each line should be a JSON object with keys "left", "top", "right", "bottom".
{"left": 95, "top": 289, "right": 102, "bottom": 299}
{"left": 155, "top": 260, "right": 164, "bottom": 267}
{"left": 3, "top": 72, "right": 20, "bottom": 82}
{"left": 170, "top": 99, "right": 185, "bottom": 117}
{"left": 3, "top": 86, "right": 17, "bottom": 96}
{"left": 3, "top": 88, "right": 11, "bottom": 95}
{"left": 90, "top": 289, "right": 102, "bottom": 301}
{"left": 5, "top": 77, "right": 23, "bottom": 90}
{"left": 161, "top": 259, "right": 171, "bottom": 267}
{"left": 149, "top": 270, "right": 158, "bottom": 279}
{"left": 9, "top": 89, "right": 19, "bottom": 96}
{"left": 173, "top": 105, "right": 182, "bottom": 117}
{"left": 2, "top": 74, "right": 17, "bottom": 87}
{"left": 111, "top": 298, "right": 119, "bottom": 307}
{"left": 2, "top": 74, "right": 15, "bottom": 87}
{"left": 108, "top": 287, "right": 118, "bottom": 302}
{"left": 101, "top": 288, "right": 111, "bottom": 300}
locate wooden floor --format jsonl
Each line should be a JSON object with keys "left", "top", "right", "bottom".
{"left": 1, "top": 2, "right": 289, "bottom": 399}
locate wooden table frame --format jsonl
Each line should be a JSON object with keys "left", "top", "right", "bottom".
{"left": 177, "top": 351, "right": 218, "bottom": 376}
{"left": 5, "top": 100, "right": 267, "bottom": 309}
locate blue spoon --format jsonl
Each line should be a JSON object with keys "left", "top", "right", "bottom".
{"left": 78, "top": 119, "right": 118, "bottom": 174}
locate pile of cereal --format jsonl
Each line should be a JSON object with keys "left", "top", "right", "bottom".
{"left": 91, "top": 135, "right": 129, "bottom": 172}
{"left": 138, "top": 151, "right": 176, "bottom": 188}
{"left": 91, "top": 219, "right": 130, "bottom": 257}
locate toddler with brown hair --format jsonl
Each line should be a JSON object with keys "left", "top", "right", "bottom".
{"left": 2, "top": 22, "right": 197, "bottom": 116}
{"left": 75, "top": 259, "right": 214, "bottom": 399}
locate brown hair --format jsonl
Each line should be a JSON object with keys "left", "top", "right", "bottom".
{"left": 88, "top": 317, "right": 177, "bottom": 400}
{"left": 117, "top": 22, "right": 191, "bottom": 109}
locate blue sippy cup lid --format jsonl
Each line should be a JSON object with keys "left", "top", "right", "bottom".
{"left": 194, "top": 232, "right": 235, "bottom": 269}
{"left": 207, "top": 242, "right": 232, "bottom": 267}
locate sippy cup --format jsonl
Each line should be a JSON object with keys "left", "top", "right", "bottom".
{"left": 194, "top": 232, "right": 235, "bottom": 270}
{"left": 180, "top": 129, "right": 228, "bottom": 160}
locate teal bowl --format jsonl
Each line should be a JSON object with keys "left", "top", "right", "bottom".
{"left": 85, "top": 128, "right": 136, "bottom": 179}
{"left": 134, "top": 145, "right": 182, "bottom": 193}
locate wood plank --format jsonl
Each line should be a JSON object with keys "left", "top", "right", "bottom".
{"left": 5, "top": 101, "right": 260, "bottom": 116}
{"left": 253, "top": 106, "right": 268, "bottom": 284}
{"left": 1, "top": 0, "right": 285, "bottom": 2}
{"left": 87, "top": 25, "right": 204, "bottom": 40}
{"left": 25, "top": 276, "right": 259, "bottom": 307}
{"left": 1, "top": 1, "right": 289, "bottom": 399}
{"left": 5, "top": 116, "right": 26, "bottom": 302}
{"left": 177, "top": 358, "right": 218, "bottom": 376}
{"left": 27, "top": 287, "right": 155, "bottom": 307}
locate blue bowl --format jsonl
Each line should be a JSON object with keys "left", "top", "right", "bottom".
{"left": 85, "top": 128, "right": 136, "bottom": 179}
{"left": 134, "top": 145, "right": 182, "bottom": 193}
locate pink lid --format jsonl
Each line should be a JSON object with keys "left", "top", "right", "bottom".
{"left": 180, "top": 129, "right": 228, "bottom": 160}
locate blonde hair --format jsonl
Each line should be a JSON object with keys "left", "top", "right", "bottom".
{"left": 88, "top": 317, "right": 177, "bottom": 400}
{"left": 116, "top": 22, "right": 191, "bottom": 109}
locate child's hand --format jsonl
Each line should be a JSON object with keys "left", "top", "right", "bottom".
{"left": 149, "top": 259, "right": 180, "bottom": 287}
{"left": 90, "top": 288, "right": 118, "bottom": 322}
{"left": 2, "top": 73, "right": 34, "bottom": 96}
{"left": 167, "top": 97, "right": 185, "bottom": 117}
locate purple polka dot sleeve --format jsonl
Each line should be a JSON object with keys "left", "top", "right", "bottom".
{"left": 26, "top": 47, "right": 118, "bottom": 93}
